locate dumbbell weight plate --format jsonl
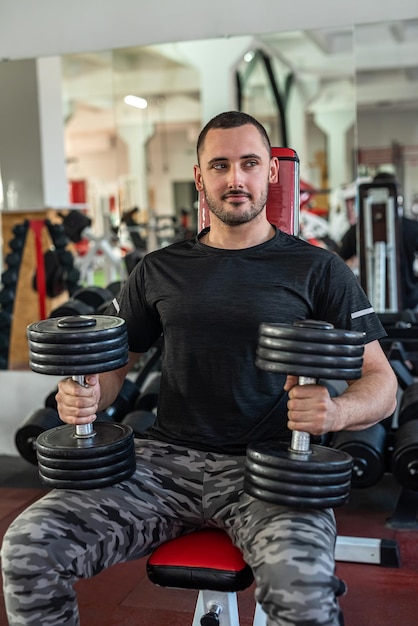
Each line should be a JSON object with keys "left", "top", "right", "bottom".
{"left": 72, "top": 286, "right": 114, "bottom": 311}
{"left": 258, "top": 335, "right": 365, "bottom": 357}
{"left": 29, "top": 344, "right": 129, "bottom": 367}
{"left": 38, "top": 453, "right": 135, "bottom": 482}
{"left": 245, "top": 456, "right": 352, "bottom": 486}
{"left": 244, "top": 471, "right": 352, "bottom": 499}
{"left": 49, "top": 299, "right": 95, "bottom": 318}
{"left": 256, "top": 346, "right": 363, "bottom": 370}
{"left": 27, "top": 315, "right": 127, "bottom": 345}
{"left": 29, "top": 334, "right": 127, "bottom": 355}
{"left": 38, "top": 461, "right": 136, "bottom": 490}
{"left": 244, "top": 443, "right": 353, "bottom": 507}
{"left": 331, "top": 423, "right": 387, "bottom": 489}
{"left": 15, "top": 407, "right": 63, "bottom": 465}
{"left": 247, "top": 442, "right": 353, "bottom": 473}
{"left": 36, "top": 422, "right": 134, "bottom": 459}
{"left": 36, "top": 439, "right": 135, "bottom": 469}
{"left": 391, "top": 420, "right": 418, "bottom": 491}
{"left": 243, "top": 480, "right": 350, "bottom": 508}
{"left": 260, "top": 322, "right": 365, "bottom": 346}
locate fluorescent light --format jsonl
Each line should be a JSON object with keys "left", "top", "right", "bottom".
{"left": 244, "top": 51, "right": 255, "bottom": 63}
{"left": 124, "top": 95, "right": 148, "bottom": 109}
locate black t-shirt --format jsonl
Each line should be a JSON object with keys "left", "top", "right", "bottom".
{"left": 108, "top": 228, "right": 385, "bottom": 454}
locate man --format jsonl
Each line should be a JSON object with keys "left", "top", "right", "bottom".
{"left": 1, "top": 111, "right": 397, "bottom": 626}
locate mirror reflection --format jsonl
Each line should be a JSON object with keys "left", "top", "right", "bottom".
{"left": 1, "top": 20, "right": 418, "bottom": 370}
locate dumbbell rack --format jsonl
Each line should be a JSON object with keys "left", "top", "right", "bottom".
{"left": 358, "top": 181, "right": 402, "bottom": 313}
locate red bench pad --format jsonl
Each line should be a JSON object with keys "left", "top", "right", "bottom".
{"left": 147, "top": 528, "right": 254, "bottom": 592}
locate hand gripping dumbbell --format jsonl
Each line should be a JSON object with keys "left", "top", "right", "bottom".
{"left": 26, "top": 315, "right": 136, "bottom": 489}
{"left": 244, "top": 319, "right": 365, "bottom": 509}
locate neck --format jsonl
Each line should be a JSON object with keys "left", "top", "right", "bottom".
{"left": 201, "top": 217, "right": 275, "bottom": 250}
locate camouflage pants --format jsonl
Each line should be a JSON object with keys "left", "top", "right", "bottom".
{"left": 1, "top": 440, "right": 345, "bottom": 625}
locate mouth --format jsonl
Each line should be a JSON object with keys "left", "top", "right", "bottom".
{"left": 223, "top": 191, "right": 251, "bottom": 202}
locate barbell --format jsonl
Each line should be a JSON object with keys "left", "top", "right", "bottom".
{"left": 244, "top": 320, "right": 365, "bottom": 509}
{"left": 26, "top": 314, "right": 136, "bottom": 489}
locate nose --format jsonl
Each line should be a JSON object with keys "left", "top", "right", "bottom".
{"left": 227, "top": 163, "right": 244, "bottom": 189}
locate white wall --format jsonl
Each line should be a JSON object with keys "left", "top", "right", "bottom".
{"left": 0, "top": 372, "right": 64, "bottom": 456}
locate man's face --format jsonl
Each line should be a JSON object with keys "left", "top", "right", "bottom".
{"left": 194, "top": 124, "right": 278, "bottom": 226}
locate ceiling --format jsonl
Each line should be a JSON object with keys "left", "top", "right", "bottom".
{"left": 61, "top": 18, "right": 418, "bottom": 139}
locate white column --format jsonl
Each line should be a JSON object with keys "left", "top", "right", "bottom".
{"left": 37, "top": 57, "right": 68, "bottom": 208}
{"left": 118, "top": 121, "right": 154, "bottom": 210}
{"left": 177, "top": 37, "right": 255, "bottom": 124}
{"left": 0, "top": 57, "right": 68, "bottom": 210}
{"left": 314, "top": 109, "right": 355, "bottom": 189}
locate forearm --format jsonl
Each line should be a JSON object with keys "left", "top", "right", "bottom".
{"left": 332, "top": 368, "right": 397, "bottom": 432}
{"left": 97, "top": 352, "right": 140, "bottom": 411}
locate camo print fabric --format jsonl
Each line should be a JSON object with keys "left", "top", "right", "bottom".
{"left": 1, "top": 439, "right": 345, "bottom": 625}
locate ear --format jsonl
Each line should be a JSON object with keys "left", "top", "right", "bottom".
{"left": 269, "top": 157, "right": 279, "bottom": 184}
{"left": 194, "top": 164, "right": 204, "bottom": 191}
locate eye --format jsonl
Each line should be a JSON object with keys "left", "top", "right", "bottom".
{"left": 244, "top": 159, "right": 258, "bottom": 168}
{"left": 212, "top": 162, "right": 227, "bottom": 170}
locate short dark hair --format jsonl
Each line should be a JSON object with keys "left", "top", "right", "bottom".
{"left": 196, "top": 111, "right": 271, "bottom": 162}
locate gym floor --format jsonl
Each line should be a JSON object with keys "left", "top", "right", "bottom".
{"left": 0, "top": 456, "right": 417, "bottom": 626}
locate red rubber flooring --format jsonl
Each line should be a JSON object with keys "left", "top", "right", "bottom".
{"left": 0, "top": 459, "right": 417, "bottom": 626}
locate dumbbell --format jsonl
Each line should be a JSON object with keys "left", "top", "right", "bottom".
{"left": 391, "top": 420, "right": 418, "bottom": 491}
{"left": 330, "top": 423, "right": 388, "bottom": 489}
{"left": 26, "top": 314, "right": 136, "bottom": 489}
{"left": 122, "top": 409, "right": 157, "bottom": 437}
{"left": 244, "top": 320, "right": 365, "bottom": 509}
{"left": 15, "top": 407, "right": 63, "bottom": 465}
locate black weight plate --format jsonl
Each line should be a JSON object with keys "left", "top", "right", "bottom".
{"left": 49, "top": 300, "right": 95, "bottom": 318}
{"left": 247, "top": 442, "right": 353, "bottom": 473}
{"left": 258, "top": 335, "right": 364, "bottom": 357}
{"left": 243, "top": 479, "right": 350, "bottom": 509}
{"left": 256, "top": 347, "right": 363, "bottom": 370}
{"left": 245, "top": 457, "right": 352, "bottom": 486}
{"left": 27, "top": 315, "right": 127, "bottom": 344}
{"left": 244, "top": 470, "right": 351, "bottom": 498}
{"left": 391, "top": 421, "right": 418, "bottom": 490}
{"left": 29, "top": 334, "right": 127, "bottom": 355}
{"left": 36, "top": 439, "right": 135, "bottom": 469}
{"left": 29, "top": 354, "right": 128, "bottom": 376}
{"left": 331, "top": 424, "right": 387, "bottom": 488}
{"left": 38, "top": 459, "right": 136, "bottom": 490}
{"left": 256, "top": 357, "right": 362, "bottom": 381}
{"left": 72, "top": 286, "right": 114, "bottom": 310}
{"left": 35, "top": 422, "right": 134, "bottom": 459}
{"left": 38, "top": 451, "right": 135, "bottom": 481}
{"left": 15, "top": 407, "right": 63, "bottom": 465}
{"left": 398, "top": 382, "right": 418, "bottom": 426}
{"left": 260, "top": 322, "right": 365, "bottom": 346}
{"left": 29, "top": 343, "right": 128, "bottom": 366}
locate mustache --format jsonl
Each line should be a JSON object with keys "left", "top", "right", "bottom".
{"left": 222, "top": 190, "right": 251, "bottom": 199}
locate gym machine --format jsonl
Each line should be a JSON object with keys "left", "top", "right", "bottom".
{"left": 358, "top": 180, "right": 402, "bottom": 313}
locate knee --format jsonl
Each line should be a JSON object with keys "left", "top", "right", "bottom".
{"left": 254, "top": 560, "right": 344, "bottom": 625}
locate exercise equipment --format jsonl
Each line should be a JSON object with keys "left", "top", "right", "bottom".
{"left": 358, "top": 180, "right": 402, "bottom": 313}
{"left": 15, "top": 407, "right": 62, "bottom": 466}
{"left": 398, "top": 382, "right": 418, "bottom": 426}
{"left": 244, "top": 319, "right": 364, "bottom": 508}
{"left": 330, "top": 422, "right": 388, "bottom": 488}
{"left": 147, "top": 528, "right": 266, "bottom": 626}
{"left": 391, "top": 419, "right": 418, "bottom": 491}
{"left": 147, "top": 525, "right": 400, "bottom": 626}
{"left": 26, "top": 314, "right": 136, "bottom": 489}
{"left": 122, "top": 409, "right": 156, "bottom": 437}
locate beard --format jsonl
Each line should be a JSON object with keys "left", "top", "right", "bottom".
{"left": 204, "top": 186, "right": 269, "bottom": 226}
